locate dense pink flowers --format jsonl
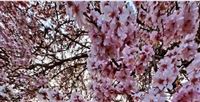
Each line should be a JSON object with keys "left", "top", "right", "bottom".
{"left": 1, "top": 1, "right": 200, "bottom": 102}
{"left": 70, "top": 92, "right": 85, "bottom": 102}
{"left": 83, "top": 1, "right": 200, "bottom": 102}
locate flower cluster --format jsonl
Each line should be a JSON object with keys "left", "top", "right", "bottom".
{"left": 83, "top": 1, "right": 200, "bottom": 102}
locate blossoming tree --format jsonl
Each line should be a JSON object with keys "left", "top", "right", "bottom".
{"left": 0, "top": 1, "right": 89, "bottom": 101}
{"left": 0, "top": 1, "right": 200, "bottom": 102}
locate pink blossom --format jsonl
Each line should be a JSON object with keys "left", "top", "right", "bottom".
{"left": 172, "top": 84, "right": 200, "bottom": 102}
{"left": 152, "top": 71, "right": 167, "bottom": 90}
{"left": 70, "top": 92, "right": 85, "bottom": 102}
{"left": 66, "top": 2, "right": 87, "bottom": 26}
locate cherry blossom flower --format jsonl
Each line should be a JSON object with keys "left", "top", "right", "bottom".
{"left": 179, "top": 34, "right": 198, "bottom": 61}
{"left": 143, "top": 89, "right": 167, "bottom": 102}
{"left": 101, "top": 2, "right": 123, "bottom": 22}
{"left": 172, "top": 84, "right": 200, "bottom": 102}
{"left": 66, "top": 1, "right": 88, "bottom": 26}
{"left": 158, "top": 57, "right": 173, "bottom": 71}
{"left": 69, "top": 92, "right": 85, "bottom": 102}
{"left": 152, "top": 71, "right": 167, "bottom": 90}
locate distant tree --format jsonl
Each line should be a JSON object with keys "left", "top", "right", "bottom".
{"left": 0, "top": 1, "right": 89, "bottom": 101}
